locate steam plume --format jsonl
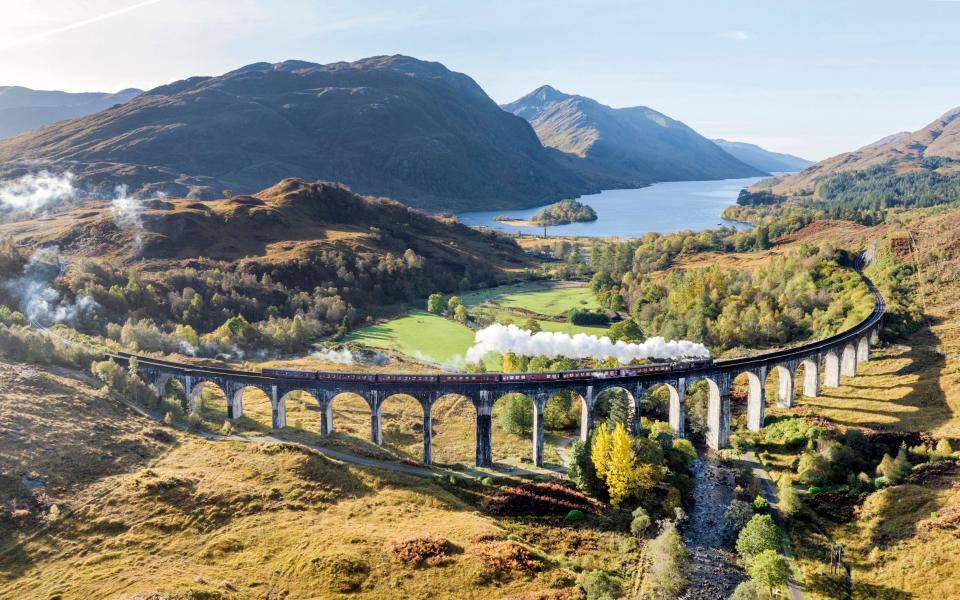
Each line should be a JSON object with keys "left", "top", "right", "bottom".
{"left": 110, "top": 184, "right": 145, "bottom": 253}
{"left": 464, "top": 323, "right": 709, "bottom": 365}
{"left": 0, "top": 171, "right": 75, "bottom": 213}
{"left": 4, "top": 246, "right": 99, "bottom": 325}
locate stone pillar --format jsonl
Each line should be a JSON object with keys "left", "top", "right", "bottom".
{"left": 369, "top": 391, "right": 382, "bottom": 445}
{"left": 579, "top": 385, "right": 594, "bottom": 442}
{"left": 841, "top": 346, "right": 857, "bottom": 377}
{"left": 746, "top": 372, "right": 764, "bottom": 432}
{"left": 319, "top": 392, "right": 333, "bottom": 436}
{"left": 706, "top": 379, "right": 731, "bottom": 450}
{"left": 183, "top": 375, "right": 194, "bottom": 412}
{"left": 420, "top": 400, "right": 433, "bottom": 465}
{"left": 632, "top": 383, "right": 644, "bottom": 436}
{"left": 777, "top": 366, "right": 795, "bottom": 408}
{"left": 668, "top": 378, "right": 686, "bottom": 438}
{"left": 532, "top": 394, "right": 547, "bottom": 467}
{"left": 857, "top": 337, "right": 870, "bottom": 363}
{"left": 475, "top": 391, "right": 493, "bottom": 467}
{"left": 228, "top": 386, "right": 245, "bottom": 420}
{"left": 824, "top": 352, "right": 841, "bottom": 388}
{"left": 802, "top": 360, "right": 819, "bottom": 398}
{"left": 271, "top": 385, "right": 285, "bottom": 429}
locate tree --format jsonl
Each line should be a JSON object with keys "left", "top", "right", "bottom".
{"left": 427, "top": 293, "right": 445, "bottom": 315}
{"left": 736, "top": 515, "right": 780, "bottom": 560}
{"left": 630, "top": 506, "right": 651, "bottom": 537}
{"left": 729, "top": 580, "right": 763, "bottom": 600}
{"left": 591, "top": 423, "right": 612, "bottom": 480}
{"left": 723, "top": 500, "right": 755, "bottom": 537}
{"left": 544, "top": 392, "right": 577, "bottom": 430}
{"left": 644, "top": 524, "right": 691, "bottom": 600}
{"left": 447, "top": 295, "right": 462, "bottom": 313}
{"left": 497, "top": 394, "right": 532, "bottom": 435}
{"left": 290, "top": 314, "right": 307, "bottom": 346}
{"left": 876, "top": 445, "right": 912, "bottom": 484}
{"left": 568, "top": 436, "right": 604, "bottom": 497}
{"left": 797, "top": 451, "right": 830, "bottom": 486}
{"left": 605, "top": 388, "right": 631, "bottom": 430}
{"left": 777, "top": 476, "right": 802, "bottom": 518}
{"left": 748, "top": 549, "right": 789, "bottom": 596}
{"left": 521, "top": 317, "right": 542, "bottom": 333}
{"left": 454, "top": 304, "right": 468, "bottom": 323}
{"left": 608, "top": 317, "right": 644, "bottom": 343}
{"left": 606, "top": 423, "right": 639, "bottom": 507}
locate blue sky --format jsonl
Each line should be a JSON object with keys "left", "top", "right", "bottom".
{"left": 3, "top": 0, "right": 960, "bottom": 159}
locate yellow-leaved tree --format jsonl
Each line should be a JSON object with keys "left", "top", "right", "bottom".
{"left": 591, "top": 422, "right": 612, "bottom": 480}
{"left": 606, "top": 423, "right": 639, "bottom": 507}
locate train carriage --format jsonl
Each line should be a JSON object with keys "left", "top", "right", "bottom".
{"left": 261, "top": 368, "right": 317, "bottom": 380}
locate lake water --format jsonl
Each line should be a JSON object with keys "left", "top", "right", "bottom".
{"left": 457, "top": 177, "right": 766, "bottom": 238}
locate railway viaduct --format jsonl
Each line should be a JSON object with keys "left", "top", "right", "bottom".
{"left": 115, "top": 263, "right": 885, "bottom": 469}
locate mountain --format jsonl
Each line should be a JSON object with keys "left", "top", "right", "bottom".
{"left": 502, "top": 85, "right": 767, "bottom": 186}
{"left": 0, "top": 86, "right": 141, "bottom": 138}
{"left": 753, "top": 106, "right": 960, "bottom": 197}
{"left": 711, "top": 139, "right": 811, "bottom": 173}
{"left": 0, "top": 56, "right": 601, "bottom": 212}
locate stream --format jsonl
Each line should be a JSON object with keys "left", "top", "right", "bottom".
{"left": 680, "top": 451, "right": 745, "bottom": 600}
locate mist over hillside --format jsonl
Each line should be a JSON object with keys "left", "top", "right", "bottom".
{"left": 0, "top": 86, "right": 141, "bottom": 138}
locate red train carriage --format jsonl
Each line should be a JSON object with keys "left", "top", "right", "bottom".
{"left": 261, "top": 368, "right": 317, "bottom": 380}
{"left": 376, "top": 374, "right": 440, "bottom": 384}
{"left": 438, "top": 373, "right": 502, "bottom": 383}
{"left": 501, "top": 372, "right": 561, "bottom": 382}
{"left": 319, "top": 372, "right": 378, "bottom": 383}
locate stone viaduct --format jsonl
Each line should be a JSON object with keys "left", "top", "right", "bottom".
{"left": 114, "top": 267, "right": 885, "bottom": 469}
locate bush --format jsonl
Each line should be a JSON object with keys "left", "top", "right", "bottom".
{"left": 876, "top": 446, "right": 912, "bottom": 484}
{"left": 729, "top": 580, "right": 763, "bottom": 600}
{"left": 578, "top": 569, "right": 622, "bottom": 600}
{"left": 497, "top": 393, "right": 532, "bottom": 435}
{"left": 797, "top": 451, "right": 830, "bottom": 486}
{"left": 777, "top": 477, "right": 803, "bottom": 518}
{"left": 481, "top": 476, "right": 495, "bottom": 486}
{"left": 753, "top": 495, "right": 770, "bottom": 513}
{"left": 470, "top": 541, "right": 542, "bottom": 576}
{"left": 736, "top": 515, "right": 780, "bottom": 560}
{"left": 390, "top": 536, "right": 453, "bottom": 567}
{"left": 644, "top": 524, "right": 691, "bottom": 599}
{"left": 723, "top": 500, "right": 754, "bottom": 536}
{"left": 630, "top": 506, "right": 651, "bottom": 537}
{"left": 487, "top": 482, "right": 593, "bottom": 516}
{"left": 566, "top": 509, "right": 586, "bottom": 522}
{"left": 221, "top": 420, "right": 235, "bottom": 435}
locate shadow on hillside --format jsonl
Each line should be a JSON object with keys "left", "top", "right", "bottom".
{"left": 805, "top": 327, "right": 948, "bottom": 432}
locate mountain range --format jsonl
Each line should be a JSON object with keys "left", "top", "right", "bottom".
{"left": 753, "top": 106, "right": 960, "bottom": 196}
{"left": 0, "top": 86, "right": 142, "bottom": 138}
{"left": 0, "top": 56, "right": 804, "bottom": 212}
{"left": 711, "top": 139, "right": 810, "bottom": 173}
{"left": 502, "top": 85, "right": 766, "bottom": 185}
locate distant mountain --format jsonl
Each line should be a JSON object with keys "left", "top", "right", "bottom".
{"left": 711, "top": 139, "right": 811, "bottom": 173}
{"left": 0, "top": 86, "right": 141, "bottom": 138}
{"left": 502, "top": 85, "right": 766, "bottom": 186}
{"left": 754, "top": 106, "right": 960, "bottom": 196}
{"left": 0, "top": 56, "right": 601, "bottom": 212}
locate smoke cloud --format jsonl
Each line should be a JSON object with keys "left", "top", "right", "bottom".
{"left": 464, "top": 323, "right": 709, "bottom": 365}
{"left": 0, "top": 171, "right": 75, "bottom": 213}
{"left": 4, "top": 246, "right": 99, "bottom": 325}
{"left": 312, "top": 347, "right": 355, "bottom": 365}
{"left": 110, "top": 184, "right": 145, "bottom": 253}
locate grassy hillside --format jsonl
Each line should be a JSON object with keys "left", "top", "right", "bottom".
{"left": 0, "top": 360, "right": 627, "bottom": 598}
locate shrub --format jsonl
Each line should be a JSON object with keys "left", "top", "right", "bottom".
{"left": 487, "top": 482, "right": 593, "bottom": 516}
{"left": 797, "top": 451, "right": 830, "bottom": 486}
{"left": 469, "top": 541, "right": 542, "bottom": 575}
{"left": 736, "top": 515, "right": 780, "bottom": 560}
{"left": 876, "top": 446, "right": 912, "bottom": 484}
{"left": 753, "top": 495, "right": 770, "bottom": 513}
{"left": 644, "top": 524, "right": 690, "bottom": 599}
{"left": 578, "top": 569, "right": 622, "bottom": 600}
{"left": 777, "top": 476, "right": 803, "bottom": 518}
{"left": 630, "top": 506, "right": 651, "bottom": 537}
{"left": 186, "top": 410, "right": 202, "bottom": 429}
{"left": 481, "top": 476, "right": 495, "bottom": 486}
{"left": 566, "top": 509, "right": 586, "bottom": 522}
{"left": 723, "top": 500, "right": 754, "bottom": 536}
{"left": 389, "top": 536, "right": 453, "bottom": 567}
{"left": 729, "top": 580, "right": 763, "bottom": 600}
{"left": 497, "top": 393, "right": 532, "bottom": 435}
{"left": 220, "top": 420, "right": 235, "bottom": 435}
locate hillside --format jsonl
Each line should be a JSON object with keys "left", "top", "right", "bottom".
{"left": 502, "top": 85, "right": 766, "bottom": 185}
{"left": 0, "top": 177, "right": 532, "bottom": 268}
{"left": 0, "top": 56, "right": 600, "bottom": 212}
{"left": 753, "top": 105, "right": 960, "bottom": 197}
{"left": 712, "top": 139, "right": 811, "bottom": 173}
{"left": 0, "top": 86, "right": 141, "bottom": 139}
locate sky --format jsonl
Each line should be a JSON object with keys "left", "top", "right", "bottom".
{"left": 2, "top": 0, "right": 960, "bottom": 160}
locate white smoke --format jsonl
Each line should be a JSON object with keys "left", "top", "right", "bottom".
{"left": 4, "top": 246, "right": 99, "bottom": 325}
{"left": 464, "top": 323, "right": 709, "bottom": 365}
{"left": 312, "top": 347, "right": 355, "bottom": 365}
{"left": 0, "top": 171, "right": 75, "bottom": 213}
{"left": 110, "top": 184, "right": 145, "bottom": 253}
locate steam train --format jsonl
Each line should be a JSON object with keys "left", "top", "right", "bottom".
{"left": 261, "top": 358, "right": 713, "bottom": 384}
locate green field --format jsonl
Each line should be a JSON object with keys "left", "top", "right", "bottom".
{"left": 460, "top": 281, "right": 599, "bottom": 315}
{"left": 346, "top": 282, "right": 608, "bottom": 367}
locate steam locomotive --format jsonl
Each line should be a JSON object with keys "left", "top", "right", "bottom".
{"left": 261, "top": 358, "right": 712, "bottom": 384}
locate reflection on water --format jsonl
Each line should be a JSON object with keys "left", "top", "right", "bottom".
{"left": 457, "top": 177, "right": 765, "bottom": 238}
